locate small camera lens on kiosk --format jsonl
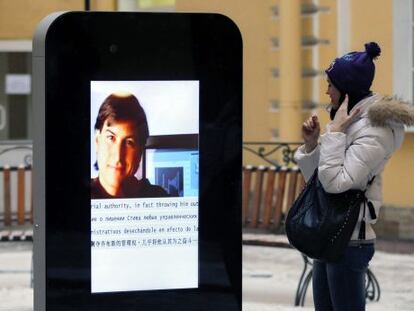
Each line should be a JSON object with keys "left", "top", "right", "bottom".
{"left": 109, "top": 44, "right": 118, "bottom": 53}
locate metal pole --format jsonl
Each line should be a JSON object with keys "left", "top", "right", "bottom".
{"left": 85, "top": 0, "right": 90, "bottom": 11}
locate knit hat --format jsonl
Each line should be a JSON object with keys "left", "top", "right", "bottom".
{"left": 325, "top": 42, "right": 381, "bottom": 98}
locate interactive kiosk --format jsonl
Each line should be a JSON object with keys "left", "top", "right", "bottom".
{"left": 33, "top": 12, "right": 242, "bottom": 310}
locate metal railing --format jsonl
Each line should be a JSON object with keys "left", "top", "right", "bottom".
{"left": 243, "top": 141, "right": 302, "bottom": 166}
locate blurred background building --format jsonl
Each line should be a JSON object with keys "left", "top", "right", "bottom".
{"left": 0, "top": 0, "right": 413, "bottom": 240}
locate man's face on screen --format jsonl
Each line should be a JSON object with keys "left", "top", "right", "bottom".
{"left": 95, "top": 120, "right": 142, "bottom": 196}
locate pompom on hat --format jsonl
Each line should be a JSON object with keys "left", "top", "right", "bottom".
{"left": 325, "top": 42, "right": 381, "bottom": 98}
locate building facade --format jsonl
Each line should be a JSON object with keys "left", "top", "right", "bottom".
{"left": 176, "top": 0, "right": 414, "bottom": 240}
{"left": 0, "top": 0, "right": 413, "bottom": 239}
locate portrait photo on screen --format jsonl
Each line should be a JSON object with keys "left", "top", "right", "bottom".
{"left": 90, "top": 81, "right": 199, "bottom": 293}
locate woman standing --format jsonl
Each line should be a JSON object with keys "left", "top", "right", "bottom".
{"left": 294, "top": 42, "right": 414, "bottom": 310}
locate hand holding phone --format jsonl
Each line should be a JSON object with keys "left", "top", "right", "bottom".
{"left": 330, "top": 94, "right": 361, "bottom": 132}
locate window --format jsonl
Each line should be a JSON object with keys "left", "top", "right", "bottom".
{"left": 270, "top": 128, "right": 279, "bottom": 141}
{"left": 0, "top": 51, "right": 32, "bottom": 140}
{"left": 0, "top": 41, "right": 32, "bottom": 167}
{"left": 269, "top": 99, "right": 280, "bottom": 112}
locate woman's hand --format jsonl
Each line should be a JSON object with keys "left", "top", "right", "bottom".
{"left": 302, "top": 114, "right": 320, "bottom": 152}
{"left": 330, "top": 94, "right": 361, "bottom": 132}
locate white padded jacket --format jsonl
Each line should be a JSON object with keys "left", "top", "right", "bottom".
{"left": 294, "top": 94, "right": 414, "bottom": 241}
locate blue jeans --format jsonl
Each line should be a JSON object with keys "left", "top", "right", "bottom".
{"left": 312, "top": 244, "right": 375, "bottom": 311}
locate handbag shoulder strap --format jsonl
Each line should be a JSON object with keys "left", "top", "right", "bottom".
{"left": 359, "top": 175, "right": 377, "bottom": 240}
{"left": 367, "top": 175, "right": 376, "bottom": 186}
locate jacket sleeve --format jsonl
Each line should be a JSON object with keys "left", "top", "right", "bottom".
{"left": 294, "top": 144, "right": 320, "bottom": 182}
{"left": 318, "top": 128, "right": 392, "bottom": 193}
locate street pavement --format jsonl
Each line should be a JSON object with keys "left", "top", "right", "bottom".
{"left": 0, "top": 242, "right": 32, "bottom": 311}
{"left": 243, "top": 244, "right": 414, "bottom": 310}
{"left": 1, "top": 241, "right": 414, "bottom": 311}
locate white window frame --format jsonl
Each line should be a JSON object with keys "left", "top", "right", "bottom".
{"left": 393, "top": 0, "right": 414, "bottom": 131}
{"left": 337, "top": 0, "right": 350, "bottom": 56}
{"left": 312, "top": 0, "right": 320, "bottom": 114}
{"left": 0, "top": 40, "right": 32, "bottom": 52}
{"left": 121, "top": 0, "right": 176, "bottom": 12}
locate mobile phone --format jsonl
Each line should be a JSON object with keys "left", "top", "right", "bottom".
{"left": 339, "top": 93, "right": 346, "bottom": 106}
{"left": 33, "top": 12, "right": 242, "bottom": 311}
{"left": 330, "top": 92, "right": 347, "bottom": 120}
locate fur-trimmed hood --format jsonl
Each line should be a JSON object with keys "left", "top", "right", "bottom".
{"left": 364, "top": 95, "right": 414, "bottom": 127}
{"left": 348, "top": 93, "right": 413, "bottom": 152}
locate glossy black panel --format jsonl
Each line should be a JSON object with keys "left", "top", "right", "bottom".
{"left": 44, "top": 12, "right": 241, "bottom": 310}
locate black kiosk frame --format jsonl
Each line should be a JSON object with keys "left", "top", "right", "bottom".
{"left": 33, "top": 12, "right": 242, "bottom": 311}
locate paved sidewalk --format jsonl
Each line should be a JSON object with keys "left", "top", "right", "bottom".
{"left": 0, "top": 242, "right": 32, "bottom": 311}
{"left": 1, "top": 241, "right": 414, "bottom": 311}
{"left": 243, "top": 244, "right": 414, "bottom": 311}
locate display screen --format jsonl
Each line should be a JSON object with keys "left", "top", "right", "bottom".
{"left": 90, "top": 81, "right": 199, "bottom": 293}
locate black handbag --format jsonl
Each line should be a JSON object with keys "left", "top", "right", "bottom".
{"left": 285, "top": 169, "right": 375, "bottom": 262}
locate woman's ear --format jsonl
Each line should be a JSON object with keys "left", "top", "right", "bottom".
{"left": 94, "top": 130, "right": 100, "bottom": 171}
